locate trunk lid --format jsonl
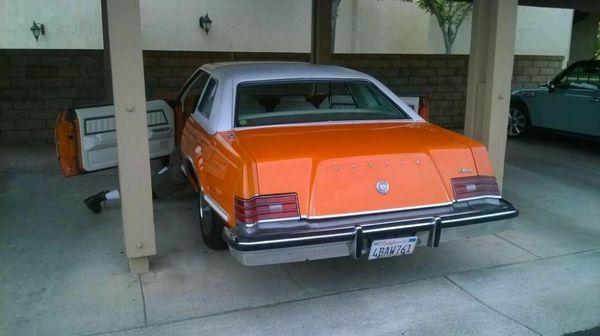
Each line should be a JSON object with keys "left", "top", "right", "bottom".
{"left": 234, "top": 122, "right": 479, "bottom": 218}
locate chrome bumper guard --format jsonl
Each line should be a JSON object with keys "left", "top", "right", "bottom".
{"left": 224, "top": 197, "right": 518, "bottom": 266}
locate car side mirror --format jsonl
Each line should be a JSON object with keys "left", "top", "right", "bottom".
{"left": 547, "top": 82, "right": 557, "bottom": 93}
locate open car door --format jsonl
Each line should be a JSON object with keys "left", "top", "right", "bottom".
{"left": 55, "top": 99, "right": 175, "bottom": 177}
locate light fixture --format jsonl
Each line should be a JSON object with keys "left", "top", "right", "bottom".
{"left": 30, "top": 21, "right": 45, "bottom": 41}
{"left": 198, "top": 13, "right": 212, "bottom": 34}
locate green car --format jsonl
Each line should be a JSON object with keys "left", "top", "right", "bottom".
{"left": 509, "top": 60, "right": 600, "bottom": 138}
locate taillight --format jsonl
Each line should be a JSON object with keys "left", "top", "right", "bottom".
{"left": 451, "top": 176, "right": 500, "bottom": 201}
{"left": 235, "top": 193, "right": 300, "bottom": 224}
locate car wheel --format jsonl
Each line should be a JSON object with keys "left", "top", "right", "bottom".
{"left": 508, "top": 106, "right": 528, "bottom": 137}
{"left": 197, "top": 191, "right": 227, "bottom": 250}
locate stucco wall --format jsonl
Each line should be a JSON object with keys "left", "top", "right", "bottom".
{"left": 341, "top": 1, "right": 429, "bottom": 53}
{"left": 422, "top": 5, "right": 573, "bottom": 60}
{"left": 0, "top": 0, "right": 574, "bottom": 60}
{"left": 139, "top": 0, "right": 311, "bottom": 52}
{"left": 0, "top": 0, "right": 104, "bottom": 49}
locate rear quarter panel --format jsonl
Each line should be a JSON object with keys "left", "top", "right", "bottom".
{"left": 180, "top": 117, "right": 257, "bottom": 227}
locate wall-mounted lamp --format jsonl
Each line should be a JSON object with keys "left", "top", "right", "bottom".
{"left": 198, "top": 13, "right": 212, "bottom": 34}
{"left": 30, "top": 21, "right": 45, "bottom": 41}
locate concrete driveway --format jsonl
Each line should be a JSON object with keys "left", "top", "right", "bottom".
{"left": 1, "top": 133, "right": 599, "bottom": 336}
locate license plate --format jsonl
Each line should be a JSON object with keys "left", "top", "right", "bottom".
{"left": 368, "top": 236, "right": 418, "bottom": 260}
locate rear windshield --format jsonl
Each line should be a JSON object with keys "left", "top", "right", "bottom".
{"left": 235, "top": 80, "right": 408, "bottom": 127}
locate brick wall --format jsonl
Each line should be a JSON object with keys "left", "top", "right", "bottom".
{"left": 0, "top": 50, "right": 106, "bottom": 141}
{"left": 334, "top": 54, "right": 564, "bottom": 127}
{"left": 0, "top": 49, "right": 563, "bottom": 142}
{"left": 142, "top": 51, "right": 310, "bottom": 101}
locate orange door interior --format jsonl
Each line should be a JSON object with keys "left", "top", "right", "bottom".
{"left": 55, "top": 109, "right": 83, "bottom": 177}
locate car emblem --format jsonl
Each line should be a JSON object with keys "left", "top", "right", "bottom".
{"left": 375, "top": 180, "right": 390, "bottom": 195}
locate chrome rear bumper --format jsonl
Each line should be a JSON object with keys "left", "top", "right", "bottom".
{"left": 224, "top": 197, "right": 518, "bottom": 266}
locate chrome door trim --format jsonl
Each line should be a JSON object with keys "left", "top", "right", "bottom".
{"left": 204, "top": 194, "right": 229, "bottom": 221}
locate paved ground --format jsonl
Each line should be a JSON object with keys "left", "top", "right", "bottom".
{"left": 1, "top": 132, "right": 599, "bottom": 336}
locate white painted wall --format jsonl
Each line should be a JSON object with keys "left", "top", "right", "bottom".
{"left": 0, "top": 0, "right": 574, "bottom": 61}
{"left": 139, "top": 0, "right": 311, "bottom": 52}
{"left": 514, "top": 6, "right": 573, "bottom": 59}
{"left": 337, "top": 0, "right": 430, "bottom": 53}
{"left": 0, "top": 0, "right": 103, "bottom": 49}
{"left": 422, "top": 5, "right": 573, "bottom": 61}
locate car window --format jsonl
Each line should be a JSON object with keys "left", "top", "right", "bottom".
{"left": 196, "top": 78, "right": 217, "bottom": 119}
{"left": 235, "top": 80, "right": 408, "bottom": 127}
{"left": 558, "top": 65, "right": 600, "bottom": 90}
{"left": 182, "top": 71, "right": 209, "bottom": 116}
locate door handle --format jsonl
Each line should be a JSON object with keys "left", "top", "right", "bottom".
{"left": 590, "top": 97, "right": 600, "bottom": 103}
{"left": 523, "top": 92, "right": 535, "bottom": 97}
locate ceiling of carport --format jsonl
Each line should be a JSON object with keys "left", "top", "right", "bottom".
{"left": 519, "top": 0, "right": 600, "bottom": 11}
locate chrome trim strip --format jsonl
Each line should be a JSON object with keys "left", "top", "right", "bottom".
{"left": 235, "top": 231, "right": 356, "bottom": 246}
{"left": 362, "top": 221, "right": 434, "bottom": 234}
{"left": 361, "top": 216, "right": 434, "bottom": 228}
{"left": 305, "top": 201, "right": 454, "bottom": 220}
{"left": 442, "top": 210, "right": 517, "bottom": 224}
{"left": 183, "top": 156, "right": 194, "bottom": 176}
{"left": 454, "top": 195, "right": 502, "bottom": 202}
{"left": 204, "top": 194, "right": 229, "bottom": 221}
{"left": 235, "top": 221, "right": 434, "bottom": 247}
{"left": 232, "top": 119, "right": 419, "bottom": 132}
{"left": 256, "top": 216, "right": 302, "bottom": 224}
{"left": 184, "top": 156, "right": 204, "bottom": 192}
{"left": 179, "top": 163, "right": 188, "bottom": 176}
{"left": 229, "top": 202, "right": 517, "bottom": 248}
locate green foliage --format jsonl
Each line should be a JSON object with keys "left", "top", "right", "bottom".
{"left": 596, "top": 21, "right": 600, "bottom": 59}
{"left": 403, "top": 0, "right": 472, "bottom": 54}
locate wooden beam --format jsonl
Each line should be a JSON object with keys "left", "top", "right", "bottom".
{"left": 464, "top": 0, "right": 518, "bottom": 189}
{"left": 519, "top": 0, "right": 600, "bottom": 12}
{"left": 311, "top": 0, "right": 333, "bottom": 64}
{"left": 103, "top": 0, "right": 156, "bottom": 273}
{"left": 100, "top": 0, "right": 112, "bottom": 103}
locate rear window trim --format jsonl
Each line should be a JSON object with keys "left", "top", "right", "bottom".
{"left": 196, "top": 77, "right": 219, "bottom": 119}
{"left": 233, "top": 78, "right": 410, "bottom": 128}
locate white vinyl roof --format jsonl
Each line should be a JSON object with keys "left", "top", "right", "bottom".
{"left": 193, "top": 62, "right": 423, "bottom": 134}
{"left": 203, "top": 61, "right": 369, "bottom": 84}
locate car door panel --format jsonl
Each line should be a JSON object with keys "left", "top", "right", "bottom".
{"left": 55, "top": 99, "right": 175, "bottom": 176}
{"left": 530, "top": 88, "right": 600, "bottom": 137}
{"left": 522, "top": 90, "right": 547, "bottom": 127}
{"left": 559, "top": 90, "right": 600, "bottom": 136}
{"left": 531, "top": 61, "right": 600, "bottom": 137}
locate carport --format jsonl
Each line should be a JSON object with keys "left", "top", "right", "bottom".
{"left": 2, "top": 1, "right": 600, "bottom": 335}
{"left": 100, "top": 0, "right": 600, "bottom": 273}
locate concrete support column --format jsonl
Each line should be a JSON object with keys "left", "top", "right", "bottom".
{"left": 103, "top": 0, "right": 156, "bottom": 273}
{"left": 464, "top": 0, "right": 518, "bottom": 189}
{"left": 311, "top": 0, "right": 333, "bottom": 64}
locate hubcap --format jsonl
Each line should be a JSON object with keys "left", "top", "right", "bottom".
{"left": 508, "top": 108, "right": 526, "bottom": 136}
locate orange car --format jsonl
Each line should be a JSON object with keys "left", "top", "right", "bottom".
{"left": 56, "top": 62, "right": 517, "bottom": 266}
